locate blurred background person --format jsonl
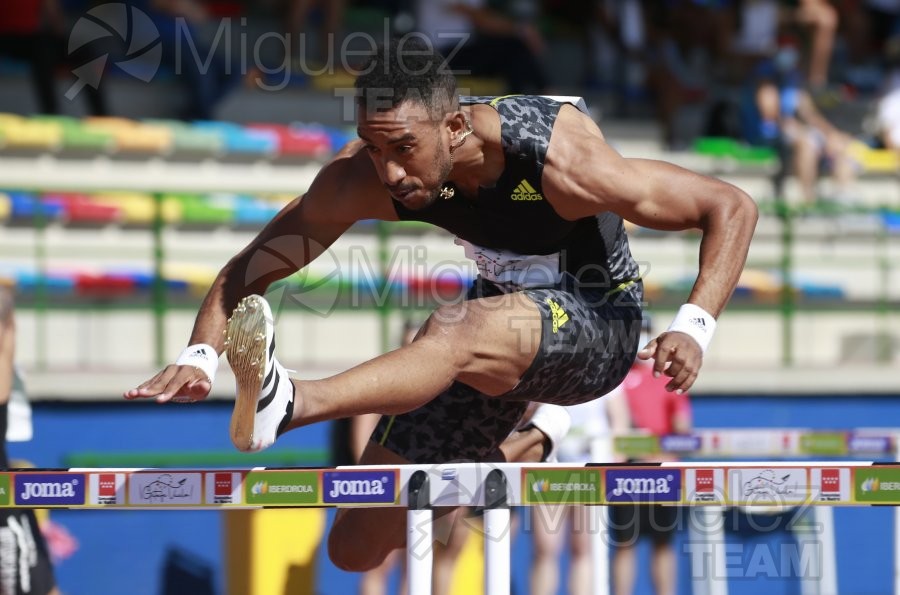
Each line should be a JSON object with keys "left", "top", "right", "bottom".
{"left": 743, "top": 35, "right": 859, "bottom": 204}
{"left": 529, "top": 386, "right": 631, "bottom": 595}
{"left": 610, "top": 316, "right": 692, "bottom": 595}
{"left": 0, "top": 285, "right": 61, "bottom": 595}
{"left": 144, "top": 0, "right": 246, "bottom": 120}
{"left": 875, "top": 34, "right": 900, "bottom": 156}
{"left": 415, "top": 0, "right": 549, "bottom": 94}
{"left": 0, "top": 0, "right": 107, "bottom": 115}
{"left": 790, "top": 0, "right": 840, "bottom": 91}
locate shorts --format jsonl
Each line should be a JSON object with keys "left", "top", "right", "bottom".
{"left": 0, "top": 509, "right": 56, "bottom": 595}
{"left": 374, "top": 275, "right": 643, "bottom": 463}
{"left": 608, "top": 504, "right": 681, "bottom": 546}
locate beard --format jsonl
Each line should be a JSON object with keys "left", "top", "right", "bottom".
{"left": 403, "top": 146, "right": 454, "bottom": 211}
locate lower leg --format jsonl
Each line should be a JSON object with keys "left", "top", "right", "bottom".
{"left": 432, "top": 515, "right": 471, "bottom": 595}
{"left": 651, "top": 542, "right": 677, "bottom": 595}
{"left": 359, "top": 550, "right": 400, "bottom": 595}
{"left": 612, "top": 545, "right": 638, "bottom": 595}
{"left": 806, "top": 5, "right": 837, "bottom": 87}
{"left": 530, "top": 507, "right": 566, "bottom": 595}
{"left": 286, "top": 336, "right": 464, "bottom": 429}
{"left": 569, "top": 507, "right": 593, "bottom": 595}
{"left": 794, "top": 142, "right": 819, "bottom": 203}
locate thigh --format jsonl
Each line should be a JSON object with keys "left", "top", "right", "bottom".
{"left": 507, "top": 280, "right": 643, "bottom": 406}
{"left": 373, "top": 381, "right": 530, "bottom": 463}
{"left": 428, "top": 287, "right": 543, "bottom": 396}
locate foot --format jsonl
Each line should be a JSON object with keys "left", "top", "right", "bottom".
{"left": 225, "top": 295, "right": 295, "bottom": 452}
{"left": 521, "top": 404, "right": 571, "bottom": 463}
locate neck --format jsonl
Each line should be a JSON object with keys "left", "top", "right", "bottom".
{"left": 447, "top": 106, "right": 501, "bottom": 194}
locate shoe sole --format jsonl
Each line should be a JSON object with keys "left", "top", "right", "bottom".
{"left": 225, "top": 295, "right": 269, "bottom": 452}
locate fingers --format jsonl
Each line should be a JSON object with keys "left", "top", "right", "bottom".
{"left": 123, "top": 365, "right": 211, "bottom": 403}
{"left": 645, "top": 332, "right": 703, "bottom": 393}
{"left": 637, "top": 338, "right": 656, "bottom": 361}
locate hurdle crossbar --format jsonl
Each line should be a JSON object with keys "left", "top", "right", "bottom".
{"left": 5, "top": 461, "right": 899, "bottom": 595}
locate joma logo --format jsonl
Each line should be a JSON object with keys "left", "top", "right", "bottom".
{"left": 611, "top": 476, "right": 673, "bottom": 497}
{"left": 20, "top": 481, "right": 76, "bottom": 501}
{"left": 328, "top": 479, "right": 386, "bottom": 499}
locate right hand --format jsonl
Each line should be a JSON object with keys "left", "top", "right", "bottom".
{"left": 123, "top": 365, "right": 212, "bottom": 404}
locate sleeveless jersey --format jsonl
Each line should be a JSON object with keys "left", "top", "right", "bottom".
{"left": 391, "top": 95, "right": 639, "bottom": 290}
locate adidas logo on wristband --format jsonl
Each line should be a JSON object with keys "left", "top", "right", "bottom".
{"left": 667, "top": 304, "right": 717, "bottom": 353}
{"left": 176, "top": 343, "right": 219, "bottom": 383}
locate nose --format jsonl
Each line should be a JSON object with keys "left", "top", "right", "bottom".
{"left": 382, "top": 160, "right": 406, "bottom": 186}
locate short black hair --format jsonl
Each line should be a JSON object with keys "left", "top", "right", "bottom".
{"left": 355, "top": 36, "right": 458, "bottom": 120}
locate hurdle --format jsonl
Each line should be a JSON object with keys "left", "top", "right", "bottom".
{"left": 4, "top": 457, "right": 900, "bottom": 595}
{"left": 597, "top": 427, "right": 900, "bottom": 595}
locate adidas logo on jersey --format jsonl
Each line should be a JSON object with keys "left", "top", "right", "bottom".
{"left": 511, "top": 179, "right": 543, "bottom": 201}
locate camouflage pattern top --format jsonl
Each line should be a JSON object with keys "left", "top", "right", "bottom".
{"left": 392, "top": 94, "right": 639, "bottom": 290}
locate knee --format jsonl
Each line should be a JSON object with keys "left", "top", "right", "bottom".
{"left": 327, "top": 519, "right": 402, "bottom": 572}
{"left": 817, "top": 5, "right": 838, "bottom": 30}
{"left": 327, "top": 528, "right": 387, "bottom": 572}
{"left": 420, "top": 305, "right": 476, "bottom": 357}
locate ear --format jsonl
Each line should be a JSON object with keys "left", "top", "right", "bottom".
{"left": 445, "top": 111, "right": 468, "bottom": 139}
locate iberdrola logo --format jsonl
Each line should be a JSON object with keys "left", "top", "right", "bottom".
{"left": 251, "top": 481, "right": 268, "bottom": 495}
{"left": 532, "top": 479, "right": 549, "bottom": 493}
{"left": 861, "top": 477, "right": 880, "bottom": 492}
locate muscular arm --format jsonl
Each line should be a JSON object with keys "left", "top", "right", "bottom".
{"left": 543, "top": 106, "right": 758, "bottom": 390}
{"left": 543, "top": 105, "right": 758, "bottom": 318}
{"left": 128, "top": 145, "right": 396, "bottom": 401}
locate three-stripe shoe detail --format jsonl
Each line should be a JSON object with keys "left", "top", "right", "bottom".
{"left": 257, "top": 336, "right": 279, "bottom": 413}
{"left": 226, "top": 294, "right": 295, "bottom": 452}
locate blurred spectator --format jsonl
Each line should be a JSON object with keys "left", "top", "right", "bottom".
{"left": 529, "top": 387, "right": 630, "bottom": 595}
{"left": 876, "top": 36, "right": 900, "bottom": 154}
{"left": 145, "top": 0, "right": 245, "bottom": 120}
{"left": 790, "top": 0, "right": 839, "bottom": 89}
{"left": 415, "top": 0, "right": 549, "bottom": 94}
{"left": 732, "top": 0, "right": 837, "bottom": 89}
{"left": 841, "top": 1, "right": 900, "bottom": 89}
{"left": 610, "top": 316, "right": 691, "bottom": 595}
{"left": 285, "top": 0, "right": 347, "bottom": 66}
{"left": 743, "top": 38, "right": 859, "bottom": 204}
{"left": 631, "top": 1, "right": 708, "bottom": 148}
{"left": 0, "top": 0, "right": 107, "bottom": 115}
{"left": 0, "top": 286, "right": 61, "bottom": 595}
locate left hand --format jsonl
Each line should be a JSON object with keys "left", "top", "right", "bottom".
{"left": 637, "top": 331, "right": 703, "bottom": 393}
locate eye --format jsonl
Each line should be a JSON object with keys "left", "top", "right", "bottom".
{"left": 396, "top": 145, "right": 412, "bottom": 155}
{"left": 364, "top": 144, "right": 380, "bottom": 154}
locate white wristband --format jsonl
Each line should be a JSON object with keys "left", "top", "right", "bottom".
{"left": 667, "top": 304, "right": 717, "bottom": 354}
{"left": 175, "top": 343, "right": 219, "bottom": 383}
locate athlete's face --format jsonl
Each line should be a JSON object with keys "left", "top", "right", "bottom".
{"left": 357, "top": 101, "right": 452, "bottom": 210}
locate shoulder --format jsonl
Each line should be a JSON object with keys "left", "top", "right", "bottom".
{"left": 303, "top": 140, "right": 396, "bottom": 223}
{"left": 542, "top": 105, "right": 624, "bottom": 218}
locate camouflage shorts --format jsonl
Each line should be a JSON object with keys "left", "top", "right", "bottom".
{"left": 374, "top": 275, "right": 643, "bottom": 463}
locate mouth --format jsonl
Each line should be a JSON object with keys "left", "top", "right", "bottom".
{"left": 390, "top": 187, "right": 416, "bottom": 202}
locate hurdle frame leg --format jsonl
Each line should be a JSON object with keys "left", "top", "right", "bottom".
{"left": 483, "top": 469, "right": 511, "bottom": 595}
{"left": 407, "top": 470, "right": 433, "bottom": 595}
{"left": 590, "top": 436, "right": 613, "bottom": 595}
